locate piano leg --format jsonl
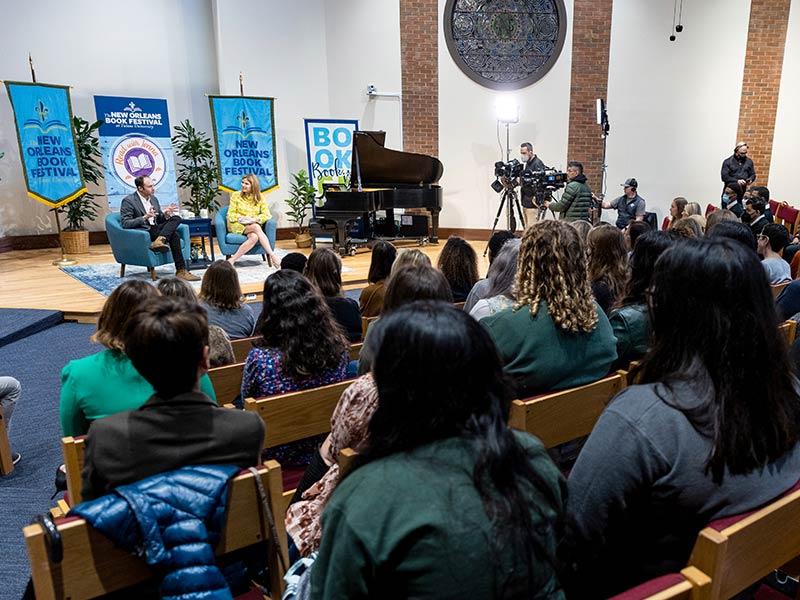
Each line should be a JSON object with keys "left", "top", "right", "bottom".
{"left": 429, "top": 208, "right": 441, "bottom": 243}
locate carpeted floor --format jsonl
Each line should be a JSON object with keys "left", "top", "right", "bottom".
{"left": 0, "top": 322, "right": 99, "bottom": 599}
{"left": 0, "top": 309, "right": 64, "bottom": 349}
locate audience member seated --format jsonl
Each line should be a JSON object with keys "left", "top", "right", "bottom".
{"left": 587, "top": 223, "right": 628, "bottom": 314}
{"left": 563, "top": 238, "right": 800, "bottom": 597}
{"left": 721, "top": 182, "right": 745, "bottom": 217}
{"left": 358, "top": 264, "right": 453, "bottom": 374}
{"left": 707, "top": 220, "right": 757, "bottom": 251}
{"left": 482, "top": 220, "right": 617, "bottom": 397}
{"left": 0, "top": 376, "right": 21, "bottom": 465}
{"left": 684, "top": 201, "right": 702, "bottom": 216}
{"left": 437, "top": 235, "right": 479, "bottom": 302}
{"left": 310, "top": 302, "right": 566, "bottom": 598}
{"left": 390, "top": 248, "right": 431, "bottom": 274}
{"left": 666, "top": 197, "right": 688, "bottom": 228}
{"left": 687, "top": 214, "right": 706, "bottom": 234}
{"left": 463, "top": 230, "right": 516, "bottom": 312}
{"left": 705, "top": 207, "right": 738, "bottom": 231}
{"left": 305, "top": 248, "right": 361, "bottom": 342}
{"left": 745, "top": 196, "right": 769, "bottom": 236}
{"left": 226, "top": 173, "right": 280, "bottom": 266}
{"left": 750, "top": 185, "right": 775, "bottom": 222}
{"left": 81, "top": 297, "right": 264, "bottom": 500}
{"left": 60, "top": 281, "right": 216, "bottom": 437}
{"left": 608, "top": 231, "right": 674, "bottom": 369}
{"left": 623, "top": 220, "right": 651, "bottom": 253}
{"left": 358, "top": 240, "right": 396, "bottom": 317}
{"left": 775, "top": 280, "right": 800, "bottom": 321}
{"left": 670, "top": 217, "right": 703, "bottom": 239}
{"left": 281, "top": 251, "right": 308, "bottom": 273}
{"left": 469, "top": 239, "right": 521, "bottom": 321}
{"left": 156, "top": 276, "right": 195, "bottom": 300}
{"left": 759, "top": 223, "right": 791, "bottom": 284}
{"left": 199, "top": 260, "right": 256, "bottom": 339}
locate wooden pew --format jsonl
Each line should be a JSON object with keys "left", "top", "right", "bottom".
{"left": 348, "top": 342, "right": 363, "bottom": 361}
{"left": 338, "top": 447, "right": 358, "bottom": 477}
{"left": 25, "top": 461, "right": 288, "bottom": 600}
{"left": 361, "top": 316, "right": 379, "bottom": 338}
{"left": 688, "top": 482, "right": 800, "bottom": 600}
{"left": 0, "top": 407, "right": 13, "bottom": 476}
{"left": 609, "top": 568, "right": 709, "bottom": 600}
{"left": 62, "top": 436, "right": 86, "bottom": 506}
{"left": 507, "top": 372, "right": 627, "bottom": 449}
{"left": 772, "top": 282, "right": 790, "bottom": 299}
{"left": 208, "top": 362, "right": 245, "bottom": 406}
{"left": 780, "top": 319, "right": 797, "bottom": 345}
{"left": 230, "top": 335, "right": 259, "bottom": 363}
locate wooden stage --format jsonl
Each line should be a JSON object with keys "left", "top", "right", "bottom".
{"left": 0, "top": 239, "right": 489, "bottom": 323}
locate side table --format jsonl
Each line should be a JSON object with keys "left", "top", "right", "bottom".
{"left": 183, "top": 217, "right": 216, "bottom": 269}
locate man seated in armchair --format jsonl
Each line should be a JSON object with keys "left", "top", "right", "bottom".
{"left": 120, "top": 176, "right": 200, "bottom": 282}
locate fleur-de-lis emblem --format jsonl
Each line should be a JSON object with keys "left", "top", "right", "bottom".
{"left": 237, "top": 111, "right": 249, "bottom": 129}
{"left": 34, "top": 100, "right": 48, "bottom": 122}
{"left": 128, "top": 102, "right": 136, "bottom": 110}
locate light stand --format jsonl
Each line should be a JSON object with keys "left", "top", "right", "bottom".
{"left": 595, "top": 99, "right": 611, "bottom": 225}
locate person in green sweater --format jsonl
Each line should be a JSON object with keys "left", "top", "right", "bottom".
{"left": 482, "top": 220, "right": 617, "bottom": 397}
{"left": 60, "top": 280, "right": 216, "bottom": 436}
{"left": 311, "top": 302, "right": 566, "bottom": 599}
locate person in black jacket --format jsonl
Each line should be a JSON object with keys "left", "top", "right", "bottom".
{"left": 519, "top": 142, "right": 547, "bottom": 227}
{"left": 745, "top": 197, "right": 769, "bottom": 236}
{"left": 81, "top": 298, "right": 265, "bottom": 501}
{"left": 720, "top": 142, "right": 756, "bottom": 205}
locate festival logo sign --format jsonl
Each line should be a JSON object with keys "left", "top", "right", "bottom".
{"left": 304, "top": 119, "right": 359, "bottom": 194}
{"left": 94, "top": 96, "right": 176, "bottom": 208}
{"left": 4, "top": 82, "right": 86, "bottom": 208}
{"left": 209, "top": 96, "right": 277, "bottom": 193}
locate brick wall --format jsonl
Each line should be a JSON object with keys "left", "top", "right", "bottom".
{"left": 399, "top": 0, "right": 438, "bottom": 157}
{"left": 566, "top": 0, "right": 613, "bottom": 194}
{"left": 736, "top": 0, "right": 792, "bottom": 186}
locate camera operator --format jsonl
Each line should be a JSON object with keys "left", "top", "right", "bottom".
{"left": 545, "top": 161, "right": 592, "bottom": 222}
{"left": 519, "top": 142, "right": 548, "bottom": 226}
{"left": 600, "top": 178, "right": 646, "bottom": 229}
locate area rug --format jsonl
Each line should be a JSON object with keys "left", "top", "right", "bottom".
{"left": 58, "top": 250, "right": 352, "bottom": 297}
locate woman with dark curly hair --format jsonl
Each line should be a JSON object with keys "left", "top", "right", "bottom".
{"left": 482, "top": 220, "right": 616, "bottom": 397}
{"left": 437, "top": 236, "right": 479, "bottom": 302}
{"left": 586, "top": 223, "right": 629, "bottom": 314}
{"left": 244, "top": 270, "right": 349, "bottom": 398}
{"left": 305, "top": 248, "right": 362, "bottom": 342}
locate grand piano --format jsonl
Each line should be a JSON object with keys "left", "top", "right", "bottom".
{"left": 311, "top": 131, "right": 443, "bottom": 256}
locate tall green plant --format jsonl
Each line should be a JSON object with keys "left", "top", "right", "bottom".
{"left": 58, "top": 116, "right": 102, "bottom": 231}
{"left": 285, "top": 170, "right": 316, "bottom": 234}
{"left": 172, "top": 119, "right": 219, "bottom": 214}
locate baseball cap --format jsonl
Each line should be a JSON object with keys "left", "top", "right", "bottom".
{"left": 621, "top": 178, "right": 638, "bottom": 188}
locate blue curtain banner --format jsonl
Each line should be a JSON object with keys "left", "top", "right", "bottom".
{"left": 208, "top": 95, "right": 278, "bottom": 193}
{"left": 303, "top": 118, "right": 359, "bottom": 194}
{"left": 93, "top": 96, "right": 177, "bottom": 209}
{"left": 4, "top": 81, "right": 86, "bottom": 208}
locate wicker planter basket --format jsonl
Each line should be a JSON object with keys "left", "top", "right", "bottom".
{"left": 60, "top": 229, "right": 90, "bottom": 255}
{"left": 295, "top": 232, "right": 312, "bottom": 248}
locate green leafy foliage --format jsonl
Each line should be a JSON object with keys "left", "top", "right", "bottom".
{"left": 172, "top": 119, "right": 220, "bottom": 215}
{"left": 284, "top": 170, "right": 316, "bottom": 233}
{"left": 58, "top": 116, "right": 103, "bottom": 231}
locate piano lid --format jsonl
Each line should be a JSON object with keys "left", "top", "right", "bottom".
{"left": 352, "top": 131, "right": 444, "bottom": 187}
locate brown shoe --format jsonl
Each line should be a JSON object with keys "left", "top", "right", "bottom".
{"left": 175, "top": 269, "right": 200, "bottom": 282}
{"left": 149, "top": 236, "right": 170, "bottom": 252}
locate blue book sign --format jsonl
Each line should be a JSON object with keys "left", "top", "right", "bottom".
{"left": 209, "top": 96, "right": 278, "bottom": 193}
{"left": 4, "top": 82, "right": 86, "bottom": 208}
{"left": 93, "top": 96, "right": 177, "bottom": 208}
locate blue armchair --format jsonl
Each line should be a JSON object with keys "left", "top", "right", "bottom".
{"left": 214, "top": 205, "right": 277, "bottom": 260}
{"left": 105, "top": 212, "right": 191, "bottom": 280}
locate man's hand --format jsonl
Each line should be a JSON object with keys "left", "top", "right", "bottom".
{"left": 738, "top": 179, "right": 747, "bottom": 188}
{"left": 145, "top": 207, "right": 156, "bottom": 220}
{"left": 164, "top": 203, "right": 179, "bottom": 216}
{"left": 544, "top": 200, "right": 551, "bottom": 209}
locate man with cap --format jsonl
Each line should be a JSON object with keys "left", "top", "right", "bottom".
{"left": 721, "top": 142, "right": 756, "bottom": 205}
{"left": 600, "top": 178, "right": 646, "bottom": 229}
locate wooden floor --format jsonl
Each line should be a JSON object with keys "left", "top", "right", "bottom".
{"left": 0, "top": 238, "right": 489, "bottom": 322}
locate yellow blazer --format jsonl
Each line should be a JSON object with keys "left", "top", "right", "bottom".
{"left": 227, "top": 191, "right": 271, "bottom": 235}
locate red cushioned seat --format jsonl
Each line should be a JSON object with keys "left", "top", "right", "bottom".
{"left": 708, "top": 479, "right": 800, "bottom": 532}
{"left": 705, "top": 204, "right": 717, "bottom": 217}
{"left": 609, "top": 573, "right": 687, "bottom": 600}
{"left": 662, "top": 216, "right": 671, "bottom": 231}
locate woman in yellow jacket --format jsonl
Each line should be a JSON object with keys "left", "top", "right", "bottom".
{"left": 227, "top": 173, "right": 280, "bottom": 266}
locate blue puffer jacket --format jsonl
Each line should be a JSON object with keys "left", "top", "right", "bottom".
{"left": 71, "top": 464, "right": 241, "bottom": 600}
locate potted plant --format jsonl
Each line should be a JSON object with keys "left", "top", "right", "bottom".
{"left": 285, "top": 170, "right": 315, "bottom": 248}
{"left": 56, "top": 116, "right": 103, "bottom": 254}
{"left": 172, "top": 119, "right": 220, "bottom": 216}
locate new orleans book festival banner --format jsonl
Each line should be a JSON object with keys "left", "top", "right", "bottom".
{"left": 4, "top": 82, "right": 86, "bottom": 208}
{"left": 209, "top": 96, "right": 278, "bottom": 193}
{"left": 94, "top": 96, "right": 177, "bottom": 208}
{"left": 304, "top": 118, "right": 358, "bottom": 194}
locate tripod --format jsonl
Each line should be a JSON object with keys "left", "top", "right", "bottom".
{"left": 484, "top": 182, "right": 526, "bottom": 256}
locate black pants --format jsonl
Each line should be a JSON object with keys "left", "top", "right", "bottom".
{"left": 149, "top": 216, "right": 185, "bottom": 270}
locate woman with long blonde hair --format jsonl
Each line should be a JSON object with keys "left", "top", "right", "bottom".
{"left": 226, "top": 173, "right": 280, "bottom": 266}
{"left": 482, "top": 220, "right": 617, "bottom": 397}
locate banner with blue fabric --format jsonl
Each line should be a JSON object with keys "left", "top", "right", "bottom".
{"left": 208, "top": 95, "right": 277, "bottom": 193}
{"left": 4, "top": 81, "right": 86, "bottom": 208}
{"left": 93, "top": 96, "right": 177, "bottom": 209}
{"left": 304, "top": 118, "right": 359, "bottom": 194}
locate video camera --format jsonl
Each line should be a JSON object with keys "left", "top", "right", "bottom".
{"left": 494, "top": 159, "right": 524, "bottom": 179}
{"left": 522, "top": 169, "right": 569, "bottom": 192}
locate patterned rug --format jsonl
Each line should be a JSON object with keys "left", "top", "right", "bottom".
{"left": 59, "top": 249, "right": 353, "bottom": 297}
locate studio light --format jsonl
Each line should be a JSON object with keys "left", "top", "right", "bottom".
{"left": 495, "top": 95, "right": 519, "bottom": 124}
